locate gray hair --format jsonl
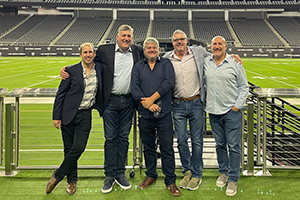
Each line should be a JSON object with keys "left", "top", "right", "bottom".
{"left": 172, "top": 29, "right": 187, "bottom": 40}
{"left": 80, "top": 42, "right": 94, "bottom": 53}
{"left": 143, "top": 37, "right": 159, "bottom": 49}
{"left": 118, "top": 24, "right": 133, "bottom": 35}
{"left": 211, "top": 36, "right": 227, "bottom": 44}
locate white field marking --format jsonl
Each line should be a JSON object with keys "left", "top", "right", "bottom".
{"left": 242, "top": 58, "right": 300, "bottom": 62}
{"left": 0, "top": 66, "right": 62, "bottom": 80}
{"left": 47, "top": 75, "right": 60, "bottom": 78}
{"left": 245, "top": 69, "right": 299, "bottom": 88}
{"left": 0, "top": 63, "right": 46, "bottom": 72}
{"left": 24, "top": 78, "right": 59, "bottom": 88}
{"left": 0, "top": 58, "right": 79, "bottom": 71}
{"left": 252, "top": 76, "right": 266, "bottom": 79}
{"left": 19, "top": 149, "right": 136, "bottom": 152}
{"left": 252, "top": 62, "right": 300, "bottom": 76}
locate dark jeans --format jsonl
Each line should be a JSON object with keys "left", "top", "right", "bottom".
{"left": 173, "top": 97, "right": 204, "bottom": 178}
{"left": 54, "top": 109, "right": 92, "bottom": 183}
{"left": 139, "top": 113, "right": 176, "bottom": 186}
{"left": 103, "top": 94, "right": 134, "bottom": 178}
{"left": 209, "top": 109, "right": 242, "bottom": 183}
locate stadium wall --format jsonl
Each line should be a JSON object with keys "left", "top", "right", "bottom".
{"left": 1, "top": 46, "right": 300, "bottom": 58}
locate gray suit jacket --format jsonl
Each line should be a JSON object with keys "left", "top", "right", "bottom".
{"left": 164, "top": 46, "right": 210, "bottom": 103}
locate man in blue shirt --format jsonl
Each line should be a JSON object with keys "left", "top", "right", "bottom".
{"left": 204, "top": 36, "right": 249, "bottom": 197}
{"left": 131, "top": 37, "right": 180, "bottom": 197}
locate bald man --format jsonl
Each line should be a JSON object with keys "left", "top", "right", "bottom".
{"left": 204, "top": 36, "right": 249, "bottom": 197}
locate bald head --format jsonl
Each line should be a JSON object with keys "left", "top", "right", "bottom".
{"left": 210, "top": 36, "right": 227, "bottom": 61}
{"left": 211, "top": 36, "right": 226, "bottom": 45}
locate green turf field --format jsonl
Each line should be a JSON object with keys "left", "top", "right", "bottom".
{"left": 1, "top": 57, "right": 300, "bottom": 90}
{"left": 1, "top": 57, "right": 300, "bottom": 199}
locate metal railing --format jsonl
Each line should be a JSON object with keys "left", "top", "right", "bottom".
{"left": 0, "top": 88, "right": 8, "bottom": 167}
{"left": 1, "top": 85, "right": 300, "bottom": 176}
{"left": 247, "top": 86, "right": 300, "bottom": 175}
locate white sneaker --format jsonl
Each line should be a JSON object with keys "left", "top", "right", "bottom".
{"left": 226, "top": 182, "right": 237, "bottom": 196}
{"left": 216, "top": 174, "right": 229, "bottom": 187}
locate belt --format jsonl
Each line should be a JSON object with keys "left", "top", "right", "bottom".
{"left": 111, "top": 93, "right": 132, "bottom": 98}
{"left": 78, "top": 108, "right": 91, "bottom": 112}
{"left": 174, "top": 95, "right": 200, "bottom": 101}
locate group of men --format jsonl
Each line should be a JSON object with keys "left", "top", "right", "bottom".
{"left": 45, "top": 24, "right": 249, "bottom": 197}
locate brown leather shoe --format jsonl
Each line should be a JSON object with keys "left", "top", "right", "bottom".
{"left": 67, "top": 182, "right": 77, "bottom": 195}
{"left": 45, "top": 176, "right": 58, "bottom": 194}
{"left": 166, "top": 183, "right": 181, "bottom": 197}
{"left": 138, "top": 177, "right": 156, "bottom": 190}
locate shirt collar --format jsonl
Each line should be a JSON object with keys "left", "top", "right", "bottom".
{"left": 115, "top": 42, "right": 132, "bottom": 53}
{"left": 170, "top": 47, "right": 191, "bottom": 59}
{"left": 142, "top": 56, "right": 161, "bottom": 63}
{"left": 209, "top": 53, "right": 229, "bottom": 63}
{"left": 81, "top": 62, "right": 95, "bottom": 74}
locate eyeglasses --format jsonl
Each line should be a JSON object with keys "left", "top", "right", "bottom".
{"left": 173, "top": 38, "right": 186, "bottom": 42}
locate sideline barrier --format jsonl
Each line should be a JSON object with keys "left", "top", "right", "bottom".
{"left": 3, "top": 88, "right": 143, "bottom": 176}
{"left": 6, "top": 88, "right": 58, "bottom": 169}
{"left": 2, "top": 87, "right": 300, "bottom": 177}
{"left": 0, "top": 88, "right": 8, "bottom": 166}
{"left": 255, "top": 88, "right": 300, "bottom": 175}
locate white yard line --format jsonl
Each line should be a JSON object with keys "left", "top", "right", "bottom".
{"left": 0, "top": 66, "right": 61, "bottom": 80}
{"left": 24, "top": 78, "right": 59, "bottom": 88}
{"left": 251, "top": 62, "right": 300, "bottom": 76}
{"left": 245, "top": 69, "right": 299, "bottom": 88}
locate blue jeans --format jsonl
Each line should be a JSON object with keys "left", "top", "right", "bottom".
{"left": 172, "top": 98, "right": 204, "bottom": 178}
{"left": 139, "top": 113, "right": 176, "bottom": 186}
{"left": 55, "top": 109, "right": 92, "bottom": 183}
{"left": 103, "top": 94, "right": 134, "bottom": 178}
{"left": 209, "top": 109, "right": 242, "bottom": 183}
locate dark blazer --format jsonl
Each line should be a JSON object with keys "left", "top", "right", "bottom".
{"left": 53, "top": 62, "right": 103, "bottom": 125}
{"left": 94, "top": 43, "right": 144, "bottom": 115}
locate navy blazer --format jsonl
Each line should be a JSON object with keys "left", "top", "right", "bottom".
{"left": 94, "top": 43, "right": 144, "bottom": 116}
{"left": 53, "top": 62, "right": 103, "bottom": 125}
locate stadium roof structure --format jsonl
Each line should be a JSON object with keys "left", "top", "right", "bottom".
{"left": 1, "top": 0, "right": 300, "bottom": 10}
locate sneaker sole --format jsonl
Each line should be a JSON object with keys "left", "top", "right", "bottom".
{"left": 226, "top": 190, "right": 237, "bottom": 196}
{"left": 115, "top": 179, "right": 131, "bottom": 190}
{"left": 101, "top": 181, "right": 115, "bottom": 194}
{"left": 216, "top": 182, "right": 227, "bottom": 187}
{"left": 187, "top": 179, "right": 202, "bottom": 191}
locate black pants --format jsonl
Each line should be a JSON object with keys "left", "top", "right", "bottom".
{"left": 54, "top": 109, "right": 92, "bottom": 183}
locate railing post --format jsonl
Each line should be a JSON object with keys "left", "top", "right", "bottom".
{"left": 262, "top": 97, "right": 267, "bottom": 175}
{"left": 0, "top": 97, "right": 3, "bottom": 166}
{"left": 247, "top": 102, "right": 254, "bottom": 175}
{"left": 5, "top": 103, "right": 15, "bottom": 175}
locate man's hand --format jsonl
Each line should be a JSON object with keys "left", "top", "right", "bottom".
{"left": 141, "top": 97, "right": 154, "bottom": 109}
{"left": 53, "top": 120, "right": 61, "bottom": 129}
{"left": 231, "top": 54, "right": 242, "bottom": 65}
{"left": 60, "top": 66, "right": 69, "bottom": 80}
{"left": 231, "top": 106, "right": 239, "bottom": 112}
{"left": 148, "top": 104, "right": 160, "bottom": 112}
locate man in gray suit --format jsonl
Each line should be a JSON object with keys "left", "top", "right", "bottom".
{"left": 164, "top": 29, "right": 241, "bottom": 191}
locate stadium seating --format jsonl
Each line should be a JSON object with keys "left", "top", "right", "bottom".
{"left": 151, "top": 19, "right": 189, "bottom": 39}
{"left": 0, "top": 14, "right": 29, "bottom": 36}
{"left": 192, "top": 20, "right": 234, "bottom": 44}
{"left": 268, "top": 17, "right": 300, "bottom": 47}
{"left": 0, "top": 15, "right": 48, "bottom": 44}
{"left": 55, "top": 18, "right": 111, "bottom": 45}
{"left": 16, "top": 15, "right": 73, "bottom": 45}
{"left": 230, "top": 19, "right": 284, "bottom": 46}
{"left": 0, "top": 15, "right": 72, "bottom": 45}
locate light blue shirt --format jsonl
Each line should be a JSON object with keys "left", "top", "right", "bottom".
{"left": 111, "top": 43, "right": 134, "bottom": 95}
{"left": 204, "top": 54, "right": 249, "bottom": 115}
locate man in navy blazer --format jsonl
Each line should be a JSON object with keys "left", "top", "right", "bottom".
{"left": 60, "top": 25, "right": 144, "bottom": 194}
{"left": 94, "top": 24, "right": 144, "bottom": 194}
{"left": 46, "top": 43, "right": 103, "bottom": 195}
